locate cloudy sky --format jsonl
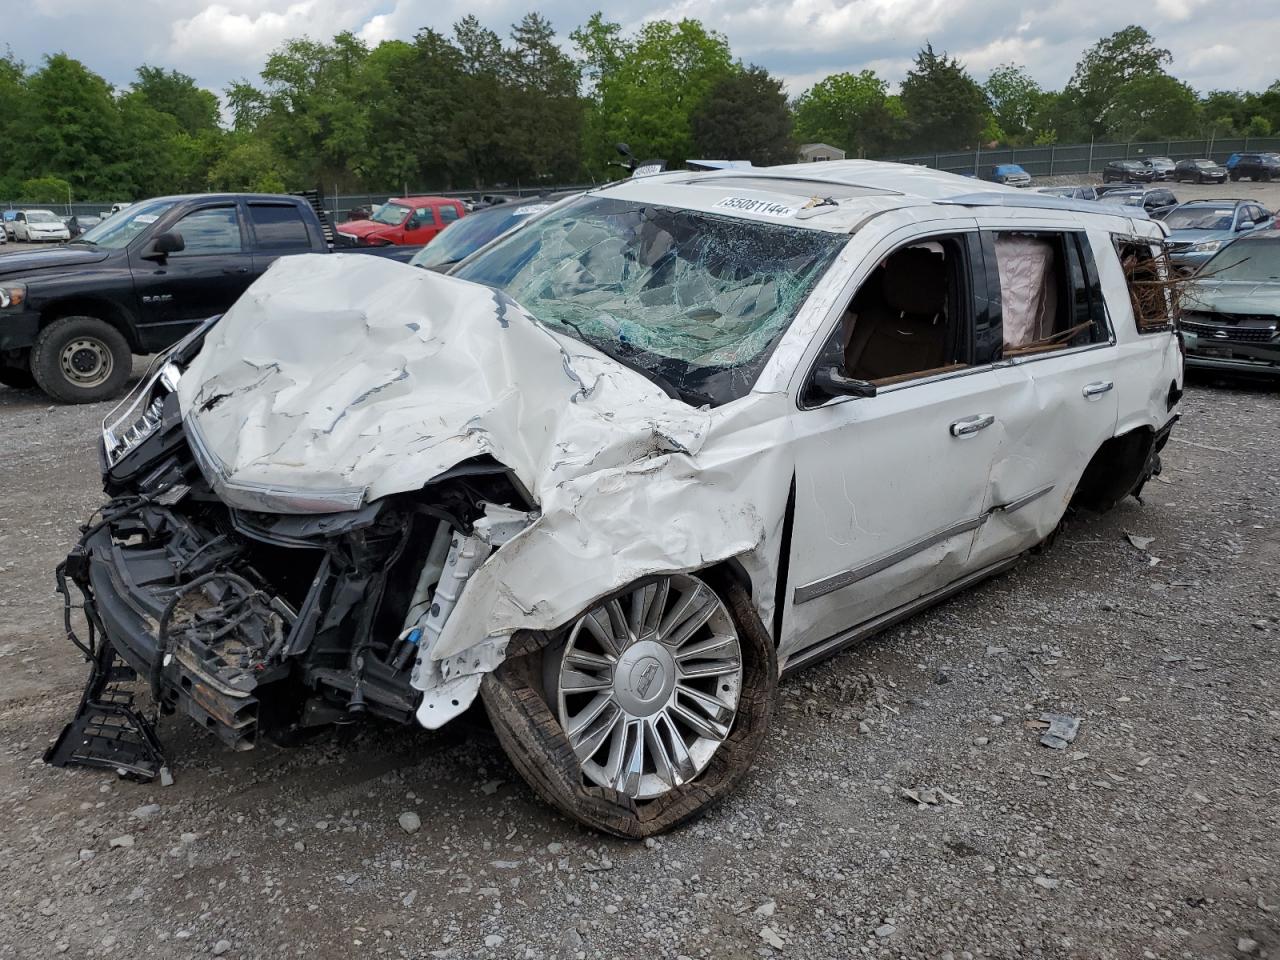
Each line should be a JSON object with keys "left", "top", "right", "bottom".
{"left": 11, "top": 0, "right": 1278, "bottom": 100}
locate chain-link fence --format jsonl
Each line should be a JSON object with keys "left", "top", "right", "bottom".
{"left": 6, "top": 138, "right": 1280, "bottom": 217}
{"left": 882, "top": 137, "right": 1280, "bottom": 178}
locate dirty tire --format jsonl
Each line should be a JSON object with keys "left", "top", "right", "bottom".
{"left": 31, "top": 316, "right": 132, "bottom": 404}
{"left": 482, "top": 574, "right": 777, "bottom": 839}
{"left": 0, "top": 363, "right": 36, "bottom": 389}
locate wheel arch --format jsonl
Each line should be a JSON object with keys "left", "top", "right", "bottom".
{"left": 1070, "top": 421, "right": 1171, "bottom": 513}
{"left": 39, "top": 297, "right": 141, "bottom": 352}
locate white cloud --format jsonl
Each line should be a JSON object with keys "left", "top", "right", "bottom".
{"left": 7, "top": 0, "right": 1280, "bottom": 100}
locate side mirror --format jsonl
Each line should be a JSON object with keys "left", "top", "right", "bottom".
{"left": 1238, "top": 221, "right": 1255, "bottom": 232}
{"left": 814, "top": 366, "right": 878, "bottom": 398}
{"left": 144, "top": 231, "right": 185, "bottom": 260}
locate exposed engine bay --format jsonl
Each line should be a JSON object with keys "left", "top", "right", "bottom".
{"left": 53, "top": 381, "right": 536, "bottom": 763}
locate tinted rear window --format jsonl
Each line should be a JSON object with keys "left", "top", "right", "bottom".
{"left": 249, "top": 204, "right": 311, "bottom": 250}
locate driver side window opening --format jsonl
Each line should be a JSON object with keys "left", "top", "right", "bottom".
{"left": 831, "top": 235, "right": 971, "bottom": 390}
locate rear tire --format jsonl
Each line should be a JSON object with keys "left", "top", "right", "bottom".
{"left": 30, "top": 315, "right": 132, "bottom": 404}
{"left": 483, "top": 571, "right": 776, "bottom": 839}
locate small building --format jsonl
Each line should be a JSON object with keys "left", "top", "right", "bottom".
{"left": 797, "top": 143, "right": 846, "bottom": 163}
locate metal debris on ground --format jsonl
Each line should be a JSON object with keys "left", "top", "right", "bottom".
{"left": 899, "top": 787, "right": 963, "bottom": 808}
{"left": 1031, "top": 713, "right": 1081, "bottom": 749}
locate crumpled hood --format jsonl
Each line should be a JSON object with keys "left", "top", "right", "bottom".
{"left": 336, "top": 220, "right": 395, "bottom": 242}
{"left": 177, "top": 253, "right": 708, "bottom": 512}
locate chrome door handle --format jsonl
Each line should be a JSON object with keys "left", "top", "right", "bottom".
{"left": 950, "top": 414, "right": 995, "bottom": 437}
{"left": 1082, "top": 380, "right": 1114, "bottom": 399}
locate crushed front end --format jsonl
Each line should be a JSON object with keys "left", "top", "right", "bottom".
{"left": 48, "top": 352, "right": 535, "bottom": 777}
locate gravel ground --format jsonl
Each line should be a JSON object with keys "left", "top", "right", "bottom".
{"left": 0, "top": 371, "right": 1277, "bottom": 960}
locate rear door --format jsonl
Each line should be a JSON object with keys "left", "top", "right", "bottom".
{"left": 433, "top": 202, "right": 462, "bottom": 243}
{"left": 248, "top": 201, "right": 319, "bottom": 273}
{"left": 130, "top": 201, "right": 255, "bottom": 349}
{"left": 967, "top": 225, "right": 1119, "bottom": 569}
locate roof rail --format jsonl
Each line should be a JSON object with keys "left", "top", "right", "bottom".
{"left": 936, "top": 191, "right": 1149, "bottom": 219}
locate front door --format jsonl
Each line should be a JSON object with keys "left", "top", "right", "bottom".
{"left": 402, "top": 206, "right": 440, "bottom": 245}
{"left": 782, "top": 227, "right": 1009, "bottom": 665}
{"left": 132, "top": 203, "right": 255, "bottom": 350}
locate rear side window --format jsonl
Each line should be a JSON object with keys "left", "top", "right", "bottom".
{"left": 439, "top": 204, "right": 460, "bottom": 223}
{"left": 989, "top": 231, "right": 1110, "bottom": 357}
{"left": 1114, "top": 237, "right": 1175, "bottom": 333}
{"left": 249, "top": 204, "right": 311, "bottom": 250}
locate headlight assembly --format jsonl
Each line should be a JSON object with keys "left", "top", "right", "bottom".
{"left": 102, "top": 361, "right": 181, "bottom": 467}
{"left": 1191, "top": 240, "right": 1222, "bottom": 253}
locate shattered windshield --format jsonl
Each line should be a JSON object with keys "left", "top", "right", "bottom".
{"left": 452, "top": 195, "right": 846, "bottom": 405}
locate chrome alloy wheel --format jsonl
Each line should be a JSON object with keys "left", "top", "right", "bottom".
{"left": 554, "top": 574, "right": 743, "bottom": 800}
{"left": 59, "top": 337, "right": 114, "bottom": 388}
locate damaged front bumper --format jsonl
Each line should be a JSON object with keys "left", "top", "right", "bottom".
{"left": 51, "top": 380, "right": 537, "bottom": 773}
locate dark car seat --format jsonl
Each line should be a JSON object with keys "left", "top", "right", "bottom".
{"left": 844, "top": 247, "right": 950, "bottom": 381}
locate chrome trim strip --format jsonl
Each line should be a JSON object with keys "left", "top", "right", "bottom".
{"left": 793, "top": 483, "right": 1056, "bottom": 605}
{"left": 793, "top": 515, "right": 984, "bottom": 604}
{"left": 783, "top": 556, "right": 1022, "bottom": 676}
{"left": 995, "top": 483, "right": 1055, "bottom": 515}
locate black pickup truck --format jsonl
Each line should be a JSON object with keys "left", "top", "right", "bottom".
{"left": 0, "top": 193, "right": 421, "bottom": 403}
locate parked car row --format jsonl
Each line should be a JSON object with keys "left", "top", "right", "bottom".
{"left": 1162, "top": 199, "right": 1274, "bottom": 273}
{"left": 1, "top": 209, "right": 72, "bottom": 243}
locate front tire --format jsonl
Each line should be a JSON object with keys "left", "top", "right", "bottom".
{"left": 483, "top": 571, "right": 776, "bottom": 838}
{"left": 30, "top": 315, "right": 132, "bottom": 403}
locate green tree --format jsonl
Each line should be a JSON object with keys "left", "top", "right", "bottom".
{"left": 0, "top": 52, "right": 30, "bottom": 188}
{"left": 690, "top": 66, "right": 793, "bottom": 164}
{"left": 18, "top": 175, "right": 73, "bottom": 203}
{"left": 898, "top": 44, "right": 988, "bottom": 151}
{"left": 208, "top": 137, "right": 288, "bottom": 193}
{"left": 26, "top": 54, "right": 126, "bottom": 196}
{"left": 1244, "top": 115, "right": 1272, "bottom": 137}
{"left": 1065, "top": 26, "right": 1171, "bottom": 137}
{"left": 1201, "top": 90, "right": 1250, "bottom": 135}
{"left": 132, "top": 66, "right": 220, "bottom": 136}
{"left": 792, "top": 70, "right": 897, "bottom": 157}
{"left": 577, "top": 18, "right": 735, "bottom": 174}
{"left": 394, "top": 29, "right": 467, "bottom": 188}
{"left": 983, "top": 64, "right": 1042, "bottom": 143}
{"left": 1105, "top": 73, "right": 1200, "bottom": 140}
{"left": 449, "top": 16, "right": 511, "bottom": 187}
{"left": 505, "top": 14, "right": 583, "bottom": 183}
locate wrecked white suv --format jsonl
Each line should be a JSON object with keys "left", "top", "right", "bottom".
{"left": 49, "top": 162, "right": 1182, "bottom": 837}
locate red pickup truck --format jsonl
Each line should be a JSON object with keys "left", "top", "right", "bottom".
{"left": 337, "top": 196, "right": 466, "bottom": 247}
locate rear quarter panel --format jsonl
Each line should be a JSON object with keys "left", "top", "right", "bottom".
{"left": 1090, "top": 225, "right": 1183, "bottom": 436}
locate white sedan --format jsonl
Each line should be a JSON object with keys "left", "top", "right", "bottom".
{"left": 15, "top": 209, "right": 70, "bottom": 242}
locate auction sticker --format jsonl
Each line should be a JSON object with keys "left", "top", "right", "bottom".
{"left": 713, "top": 196, "right": 797, "bottom": 217}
